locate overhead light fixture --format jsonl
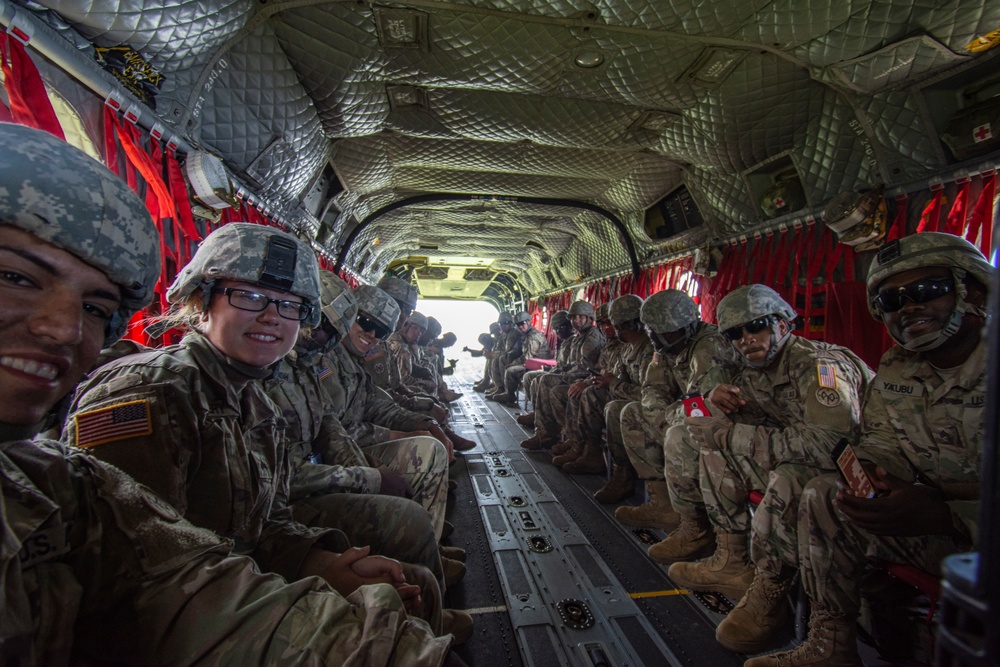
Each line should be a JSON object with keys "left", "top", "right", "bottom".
{"left": 574, "top": 51, "right": 605, "bottom": 68}
{"left": 386, "top": 85, "right": 428, "bottom": 111}
{"left": 685, "top": 48, "right": 744, "bottom": 85}
{"left": 374, "top": 8, "right": 430, "bottom": 50}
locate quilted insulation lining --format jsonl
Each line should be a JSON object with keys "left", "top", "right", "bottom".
{"left": 23, "top": 0, "right": 1000, "bottom": 295}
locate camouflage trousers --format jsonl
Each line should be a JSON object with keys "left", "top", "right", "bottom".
{"left": 799, "top": 472, "right": 971, "bottom": 616}
{"left": 362, "top": 437, "right": 450, "bottom": 541}
{"left": 523, "top": 369, "right": 548, "bottom": 404}
{"left": 700, "top": 447, "right": 831, "bottom": 575}
{"left": 503, "top": 364, "right": 528, "bottom": 398}
{"left": 564, "top": 384, "right": 609, "bottom": 445}
{"left": 663, "top": 422, "right": 701, "bottom": 517}
{"left": 292, "top": 493, "right": 444, "bottom": 591}
{"left": 602, "top": 399, "right": 631, "bottom": 465}
{"left": 487, "top": 355, "right": 508, "bottom": 392}
{"left": 621, "top": 400, "right": 667, "bottom": 481}
{"left": 534, "top": 373, "right": 572, "bottom": 437}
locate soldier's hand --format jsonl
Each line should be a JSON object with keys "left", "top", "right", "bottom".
{"left": 567, "top": 380, "right": 588, "bottom": 399}
{"left": 392, "top": 581, "right": 424, "bottom": 615}
{"left": 317, "top": 546, "right": 393, "bottom": 596}
{"left": 835, "top": 466, "right": 959, "bottom": 538}
{"left": 378, "top": 468, "right": 416, "bottom": 498}
{"left": 430, "top": 404, "right": 449, "bottom": 422}
{"left": 706, "top": 384, "right": 745, "bottom": 414}
{"left": 685, "top": 415, "right": 732, "bottom": 451}
{"left": 593, "top": 373, "right": 614, "bottom": 389}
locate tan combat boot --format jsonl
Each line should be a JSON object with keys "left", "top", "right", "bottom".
{"left": 563, "top": 443, "right": 607, "bottom": 474}
{"left": 550, "top": 438, "right": 577, "bottom": 456}
{"left": 516, "top": 411, "right": 535, "bottom": 427}
{"left": 614, "top": 481, "right": 679, "bottom": 530}
{"left": 744, "top": 606, "right": 862, "bottom": 667}
{"left": 647, "top": 512, "right": 714, "bottom": 563}
{"left": 441, "top": 609, "right": 475, "bottom": 645}
{"left": 667, "top": 532, "right": 754, "bottom": 598}
{"left": 442, "top": 557, "right": 467, "bottom": 587}
{"left": 520, "top": 431, "right": 557, "bottom": 451}
{"left": 551, "top": 439, "right": 585, "bottom": 467}
{"left": 715, "top": 567, "right": 793, "bottom": 652}
{"left": 594, "top": 464, "right": 636, "bottom": 503}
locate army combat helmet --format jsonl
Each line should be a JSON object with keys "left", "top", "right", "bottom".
{"left": 514, "top": 311, "right": 532, "bottom": 327}
{"left": 595, "top": 303, "right": 611, "bottom": 322}
{"left": 550, "top": 310, "right": 570, "bottom": 330}
{"left": 716, "top": 284, "right": 798, "bottom": 368}
{"left": 641, "top": 289, "right": 700, "bottom": 351}
{"left": 319, "top": 270, "right": 359, "bottom": 344}
{"left": 377, "top": 275, "right": 418, "bottom": 313}
{"left": 568, "top": 300, "right": 596, "bottom": 320}
{"left": 867, "top": 232, "right": 994, "bottom": 352}
{"left": 168, "top": 223, "right": 321, "bottom": 327}
{"left": 0, "top": 124, "right": 161, "bottom": 346}
{"left": 610, "top": 294, "right": 643, "bottom": 327}
{"left": 353, "top": 284, "right": 400, "bottom": 338}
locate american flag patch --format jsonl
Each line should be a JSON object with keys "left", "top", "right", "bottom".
{"left": 817, "top": 364, "right": 838, "bottom": 389}
{"left": 74, "top": 400, "right": 152, "bottom": 448}
{"left": 317, "top": 363, "right": 333, "bottom": 381}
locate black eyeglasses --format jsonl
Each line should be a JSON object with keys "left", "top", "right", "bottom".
{"left": 356, "top": 312, "right": 392, "bottom": 340}
{"left": 723, "top": 316, "right": 774, "bottom": 341}
{"left": 872, "top": 276, "right": 954, "bottom": 313}
{"left": 212, "top": 287, "right": 312, "bottom": 321}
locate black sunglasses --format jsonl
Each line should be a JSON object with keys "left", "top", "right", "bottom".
{"left": 356, "top": 312, "right": 392, "bottom": 340}
{"left": 723, "top": 316, "right": 774, "bottom": 341}
{"left": 212, "top": 287, "right": 312, "bottom": 321}
{"left": 516, "top": 320, "right": 530, "bottom": 327}
{"left": 872, "top": 276, "right": 954, "bottom": 314}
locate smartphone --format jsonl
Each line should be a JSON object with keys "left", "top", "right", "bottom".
{"left": 682, "top": 393, "right": 711, "bottom": 418}
{"left": 831, "top": 439, "right": 878, "bottom": 499}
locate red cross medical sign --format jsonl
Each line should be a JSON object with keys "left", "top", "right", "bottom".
{"left": 974, "top": 123, "right": 993, "bottom": 143}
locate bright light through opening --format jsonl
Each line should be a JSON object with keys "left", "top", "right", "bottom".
{"left": 416, "top": 299, "right": 500, "bottom": 378}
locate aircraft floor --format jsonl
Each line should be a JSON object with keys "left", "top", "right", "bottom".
{"left": 440, "top": 379, "right": 787, "bottom": 667}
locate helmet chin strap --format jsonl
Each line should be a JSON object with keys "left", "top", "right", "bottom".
{"left": 895, "top": 269, "right": 970, "bottom": 352}
{"left": 744, "top": 320, "right": 791, "bottom": 368}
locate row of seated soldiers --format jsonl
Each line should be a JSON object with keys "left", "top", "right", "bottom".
{"left": 4, "top": 125, "right": 477, "bottom": 665}
{"left": 479, "top": 233, "right": 990, "bottom": 667}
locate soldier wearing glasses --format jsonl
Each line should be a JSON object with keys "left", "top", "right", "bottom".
{"left": 747, "top": 233, "right": 992, "bottom": 666}
{"left": 662, "top": 284, "right": 872, "bottom": 649}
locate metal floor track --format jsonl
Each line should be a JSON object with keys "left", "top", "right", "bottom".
{"left": 443, "top": 381, "right": 748, "bottom": 667}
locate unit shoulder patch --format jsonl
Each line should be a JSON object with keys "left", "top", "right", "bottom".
{"left": 815, "top": 387, "right": 842, "bottom": 407}
{"left": 74, "top": 399, "right": 152, "bottom": 448}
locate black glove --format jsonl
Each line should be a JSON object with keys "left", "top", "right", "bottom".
{"left": 378, "top": 468, "right": 415, "bottom": 499}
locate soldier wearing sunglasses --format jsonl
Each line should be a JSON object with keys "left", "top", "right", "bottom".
{"left": 748, "top": 232, "right": 992, "bottom": 667}
{"left": 664, "top": 284, "right": 873, "bottom": 656}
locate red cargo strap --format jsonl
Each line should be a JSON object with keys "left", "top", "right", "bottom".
{"left": 886, "top": 191, "right": 908, "bottom": 242}
{"left": 916, "top": 183, "right": 944, "bottom": 233}
{"left": 0, "top": 33, "right": 64, "bottom": 139}
{"left": 967, "top": 170, "right": 995, "bottom": 257}
{"left": 944, "top": 177, "right": 972, "bottom": 236}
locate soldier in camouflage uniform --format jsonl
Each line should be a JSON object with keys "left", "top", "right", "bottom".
{"left": 472, "top": 322, "right": 502, "bottom": 391}
{"left": 520, "top": 300, "right": 606, "bottom": 450}
{"left": 559, "top": 296, "right": 654, "bottom": 477}
{"left": 499, "top": 311, "right": 552, "bottom": 405}
{"left": 67, "top": 223, "right": 462, "bottom": 636}
{"left": 322, "top": 285, "right": 456, "bottom": 527}
{"left": 746, "top": 233, "right": 992, "bottom": 667}
{"left": 516, "top": 310, "right": 573, "bottom": 429}
{"left": 387, "top": 312, "right": 437, "bottom": 396}
{"left": 0, "top": 124, "right": 451, "bottom": 666}
{"left": 607, "top": 291, "right": 739, "bottom": 511}
{"left": 485, "top": 312, "right": 521, "bottom": 399}
{"left": 266, "top": 271, "right": 462, "bottom": 589}
{"left": 662, "top": 285, "right": 871, "bottom": 642}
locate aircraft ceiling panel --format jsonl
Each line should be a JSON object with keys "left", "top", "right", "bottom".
{"left": 23, "top": 0, "right": 1000, "bottom": 296}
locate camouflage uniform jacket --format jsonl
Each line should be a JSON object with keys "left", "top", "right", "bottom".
{"left": 1, "top": 434, "right": 449, "bottom": 667}
{"left": 364, "top": 341, "right": 439, "bottom": 413}
{"left": 563, "top": 324, "right": 607, "bottom": 379}
{"left": 322, "top": 344, "right": 427, "bottom": 446}
{"left": 510, "top": 326, "right": 551, "bottom": 365}
{"left": 597, "top": 338, "right": 626, "bottom": 376}
{"left": 725, "top": 335, "right": 874, "bottom": 469}
{"left": 385, "top": 331, "right": 424, "bottom": 389}
{"left": 499, "top": 328, "right": 523, "bottom": 364}
{"left": 266, "top": 350, "right": 381, "bottom": 501}
{"left": 64, "top": 333, "right": 342, "bottom": 581}
{"left": 608, "top": 335, "right": 655, "bottom": 402}
{"left": 642, "top": 323, "right": 739, "bottom": 428}
{"left": 857, "top": 340, "right": 986, "bottom": 543}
